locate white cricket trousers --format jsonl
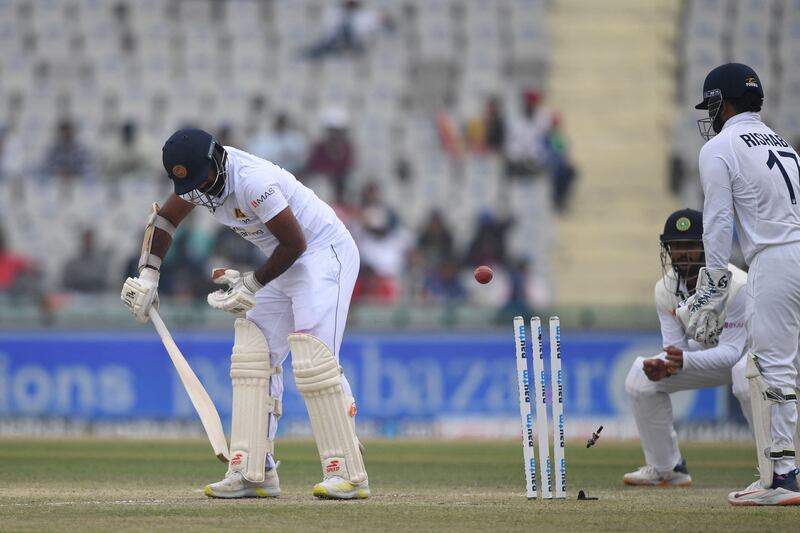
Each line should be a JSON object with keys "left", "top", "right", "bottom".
{"left": 625, "top": 355, "right": 749, "bottom": 473}
{"left": 747, "top": 242, "right": 800, "bottom": 475}
{"left": 245, "top": 234, "right": 360, "bottom": 442}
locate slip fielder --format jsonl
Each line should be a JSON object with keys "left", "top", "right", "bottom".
{"left": 624, "top": 208, "right": 751, "bottom": 487}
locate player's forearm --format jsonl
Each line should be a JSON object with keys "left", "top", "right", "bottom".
{"left": 683, "top": 321, "right": 746, "bottom": 371}
{"left": 683, "top": 341, "right": 743, "bottom": 372}
{"left": 141, "top": 195, "right": 192, "bottom": 271}
{"left": 254, "top": 241, "right": 307, "bottom": 285}
{"left": 146, "top": 229, "right": 172, "bottom": 268}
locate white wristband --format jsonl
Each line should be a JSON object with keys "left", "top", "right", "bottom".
{"left": 242, "top": 271, "right": 263, "bottom": 293}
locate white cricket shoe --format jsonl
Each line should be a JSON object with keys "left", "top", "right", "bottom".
{"left": 728, "top": 469, "right": 800, "bottom": 506}
{"left": 623, "top": 459, "right": 692, "bottom": 487}
{"left": 312, "top": 476, "right": 370, "bottom": 499}
{"left": 204, "top": 468, "right": 281, "bottom": 499}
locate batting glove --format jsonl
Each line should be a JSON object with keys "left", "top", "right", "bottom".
{"left": 121, "top": 268, "right": 160, "bottom": 324}
{"left": 207, "top": 268, "right": 263, "bottom": 315}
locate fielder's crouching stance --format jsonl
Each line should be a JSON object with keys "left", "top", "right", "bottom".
{"left": 624, "top": 209, "right": 751, "bottom": 486}
{"left": 121, "top": 128, "right": 369, "bottom": 499}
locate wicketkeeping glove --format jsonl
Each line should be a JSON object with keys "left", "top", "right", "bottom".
{"left": 675, "top": 267, "right": 731, "bottom": 346}
{"left": 207, "top": 268, "right": 263, "bottom": 315}
{"left": 121, "top": 268, "right": 160, "bottom": 324}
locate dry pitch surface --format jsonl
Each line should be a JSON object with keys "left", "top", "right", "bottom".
{"left": 0, "top": 438, "right": 798, "bottom": 532}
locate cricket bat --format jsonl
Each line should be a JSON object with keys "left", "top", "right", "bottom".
{"left": 149, "top": 308, "right": 229, "bottom": 462}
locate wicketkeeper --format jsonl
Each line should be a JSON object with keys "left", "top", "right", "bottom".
{"left": 121, "top": 128, "right": 369, "bottom": 499}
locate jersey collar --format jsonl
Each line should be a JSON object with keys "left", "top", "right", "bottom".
{"left": 722, "top": 112, "right": 761, "bottom": 131}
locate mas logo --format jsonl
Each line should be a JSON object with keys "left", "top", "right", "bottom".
{"left": 250, "top": 187, "right": 275, "bottom": 209}
{"left": 172, "top": 165, "right": 188, "bottom": 179}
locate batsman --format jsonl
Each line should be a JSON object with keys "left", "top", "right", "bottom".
{"left": 120, "top": 128, "right": 369, "bottom": 500}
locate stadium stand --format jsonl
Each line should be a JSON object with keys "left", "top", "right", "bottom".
{"left": 0, "top": 0, "right": 555, "bottom": 315}
{"left": 3, "top": 0, "right": 798, "bottom": 329}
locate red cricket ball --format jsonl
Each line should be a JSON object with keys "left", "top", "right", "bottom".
{"left": 473, "top": 265, "right": 494, "bottom": 284}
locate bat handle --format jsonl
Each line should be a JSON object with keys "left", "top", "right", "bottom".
{"left": 149, "top": 308, "right": 168, "bottom": 337}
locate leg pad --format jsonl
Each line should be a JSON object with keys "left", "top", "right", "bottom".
{"left": 228, "top": 318, "right": 281, "bottom": 482}
{"left": 290, "top": 333, "right": 367, "bottom": 484}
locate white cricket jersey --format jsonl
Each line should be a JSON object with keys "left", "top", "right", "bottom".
{"left": 699, "top": 112, "right": 800, "bottom": 269}
{"left": 655, "top": 264, "right": 748, "bottom": 371}
{"left": 188, "top": 147, "right": 350, "bottom": 257}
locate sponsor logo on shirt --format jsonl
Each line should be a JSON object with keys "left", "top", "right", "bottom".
{"left": 250, "top": 187, "right": 276, "bottom": 209}
{"left": 234, "top": 227, "right": 264, "bottom": 239}
{"left": 724, "top": 320, "right": 745, "bottom": 329}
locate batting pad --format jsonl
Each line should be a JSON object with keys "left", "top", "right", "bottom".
{"left": 747, "top": 354, "right": 797, "bottom": 486}
{"left": 290, "top": 333, "right": 367, "bottom": 484}
{"left": 228, "top": 318, "right": 281, "bottom": 483}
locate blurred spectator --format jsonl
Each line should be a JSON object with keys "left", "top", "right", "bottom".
{"left": 246, "top": 112, "right": 309, "bottom": 174}
{"left": 0, "top": 123, "right": 26, "bottom": 181}
{"left": 465, "top": 96, "right": 506, "bottom": 154}
{"left": 352, "top": 265, "right": 397, "bottom": 304}
{"left": 41, "top": 119, "right": 94, "bottom": 181}
{"left": 395, "top": 156, "right": 412, "bottom": 183}
{"left": 484, "top": 97, "right": 506, "bottom": 153}
{"left": 0, "top": 224, "right": 51, "bottom": 323}
{"left": 159, "top": 221, "right": 216, "bottom": 303}
{"left": 61, "top": 229, "right": 110, "bottom": 293}
{"left": 401, "top": 249, "right": 427, "bottom": 303}
{"left": 242, "top": 94, "right": 270, "bottom": 141}
{"left": 351, "top": 182, "right": 413, "bottom": 304}
{"left": 416, "top": 209, "right": 460, "bottom": 303}
{"left": 305, "top": 108, "right": 355, "bottom": 203}
{"left": 215, "top": 123, "right": 236, "bottom": 147}
{"left": 99, "top": 120, "right": 159, "bottom": 180}
{"left": 304, "top": 0, "right": 392, "bottom": 60}
{"left": 463, "top": 211, "right": 513, "bottom": 268}
{"left": 436, "top": 109, "right": 463, "bottom": 156}
{"left": 98, "top": 93, "right": 123, "bottom": 139}
{"left": 423, "top": 257, "right": 467, "bottom": 303}
{"left": 544, "top": 113, "right": 578, "bottom": 214}
{"left": 504, "top": 88, "right": 551, "bottom": 180}
{"left": 417, "top": 209, "right": 455, "bottom": 268}
{"left": 209, "top": 225, "right": 260, "bottom": 274}
{"left": 0, "top": 224, "right": 39, "bottom": 299}
{"left": 495, "top": 257, "right": 534, "bottom": 323}
{"left": 112, "top": 1, "right": 131, "bottom": 26}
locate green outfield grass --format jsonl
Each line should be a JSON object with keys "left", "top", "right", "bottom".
{"left": 0, "top": 437, "right": 798, "bottom": 532}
